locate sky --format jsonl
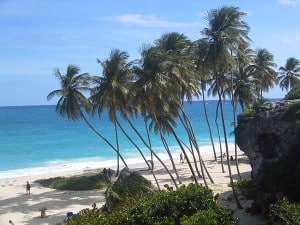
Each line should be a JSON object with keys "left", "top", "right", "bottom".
{"left": 0, "top": 0, "right": 300, "bottom": 106}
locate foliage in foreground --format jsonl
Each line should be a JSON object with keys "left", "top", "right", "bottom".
{"left": 65, "top": 184, "right": 239, "bottom": 225}
{"left": 284, "top": 86, "right": 300, "bottom": 100}
{"left": 36, "top": 173, "right": 109, "bottom": 191}
{"left": 104, "top": 169, "right": 155, "bottom": 211}
{"left": 230, "top": 179, "right": 258, "bottom": 200}
{"left": 269, "top": 198, "right": 300, "bottom": 225}
{"left": 283, "top": 102, "right": 300, "bottom": 122}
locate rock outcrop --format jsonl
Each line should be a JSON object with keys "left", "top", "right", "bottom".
{"left": 235, "top": 102, "right": 300, "bottom": 212}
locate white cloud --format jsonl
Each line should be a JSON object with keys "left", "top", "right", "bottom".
{"left": 111, "top": 14, "right": 202, "bottom": 28}
{"left": 278, "top": 0, "right": 300, "bottom": 7}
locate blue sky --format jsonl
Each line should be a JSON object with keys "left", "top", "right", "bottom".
{"left": 0, "top": 0, "right": 300, "bottom": 106}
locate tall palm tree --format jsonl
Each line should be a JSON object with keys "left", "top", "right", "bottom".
{"left": 278, "top": 57, "right": 300, "bottom": 92}
{"left": 156, "top": 32, "right": 211, "bottom": 185}
{"left": 47, "top": 65, "right": 128, "bottom": 167}
{"left": 251, "top": 48, "right": 277, "bottom": 103}
{"left": 202, "top": 6, "right": 250, "bottom": 209}
{"left": 91, "top": 49, "right": 133, "bottom": 176}
{"left": 190, "top": 38, "right": 217, "bottom": 161}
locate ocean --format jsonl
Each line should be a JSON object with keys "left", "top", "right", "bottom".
{"left": 0, "top": 100, "right": 240, "bottom": 179}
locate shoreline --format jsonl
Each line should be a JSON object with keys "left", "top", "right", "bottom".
{"left": 0, "top": 150, "right": 267, "bottom": 225}
{"left": 0, "top": 144, "right": 238, "bottom": 181}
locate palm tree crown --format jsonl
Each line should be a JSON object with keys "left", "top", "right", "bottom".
{"left": 278, "top": 57, "right": 300, "bottom": 91}
{"left": 47, "top": 65, "right": 92, "bottom": 120}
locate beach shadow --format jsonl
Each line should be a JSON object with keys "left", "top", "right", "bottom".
{"left": 0, "top": 182, "right": 106, "bottom": 225}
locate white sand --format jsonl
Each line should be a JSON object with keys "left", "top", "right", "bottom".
{"left": 0, "top": 154, "right": 267, "bottom": 225}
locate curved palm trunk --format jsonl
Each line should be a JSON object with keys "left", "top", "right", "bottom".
{"left": 178, "top": 114, "right": 206, "bottom": 183}
{"left": 116, "top": 120, "right": 161, "bottom": 190}
{"left": 144, "top": 119, "right": 153, "bottom": 162}
{"left": 159, "top": 130, "right": 182, "bottom": 184}
{"left": 179, "top": 106, "right": 214, "bottom": 185}
{"left": 232, "top": 98, "right": 241, "bottom": 179}
{"left": 201, "top": 88, "right": 217, "bottom": 161}
{"left": 217, "top": 90, "right": 243, "bottom": 209}
{"left": 170, "top": 127, "right": 198, "bottom": 184}
{"left": 114, "top": 122, "right": 120, "bottom": 177}
{"left": 126, "top": 118, "right": 178, "bottom": 189}
{"left": 215, "top": 101, "right": 225, "bottom": 173}
{"left": 80, "top": 112, "right": 128, "bottom": 168}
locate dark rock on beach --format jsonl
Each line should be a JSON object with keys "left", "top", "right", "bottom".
{"left": 235, "top": 100, "right": 300, "bottom": 213}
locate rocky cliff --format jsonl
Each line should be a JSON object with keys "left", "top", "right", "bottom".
{"left": 235, "top": 102, "right": 300, "bottom": 212}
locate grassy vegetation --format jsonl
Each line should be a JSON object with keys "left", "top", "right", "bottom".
{"left": 283, "top": 102, "right": 300, "bottom": 122}
{"left": 63, "top": 184, "right": 239, "bottom": 225}
{"left": 230, "top": 179, "right": 258, "bottom": 200}
{"left": 284, "top": 86, "right": 300, "bottom": 100}
{"left": 36, "top": 173, "right": 110, "bottom": 191}
{"left": 269, "top": 198, "right": 300, "bottom": 225}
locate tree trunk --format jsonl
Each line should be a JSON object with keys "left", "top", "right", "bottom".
{"left": 80, "top": 112, "right": 128, "bottom": 168}
{"left": 114, "top": 122, "right": 120, "bottom": 177}
{"left": 170, "top": 127, "right": 199, "bottom": 185}
{"left": 218, "top": 91, "right": 243, "bottom": 209}
{"left": 181, "top": 110, "right": 214, "bottom": 185}
{"left": 116, "top": 120, "right": 161, "bottom": 190}
{"left": 144, "top": 119, "right": 153, "bottom": 162}
{"left": 178, "top": 115, "right": 203, "bottom": 181}
{"left": 215, "top": 101, "right": 225, "bottom": 173}
{"left": 126, "top": 118, "right": 179, "bottom": 189}
{"left": 159, "top": 130, "right": 182, "bottom": 184}
{"left": 232, "top": 98, "right": 241, "bottom": 179}
{"left": 202, "top": 88, "right": 217, "bottom": 161}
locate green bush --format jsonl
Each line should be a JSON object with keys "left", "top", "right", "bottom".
{"left": 242, "top": 108, "right": 255, "bottom": 116}
{"left": 181, "top": 208, "right": 239, "bottom": 225}
{"left": 284, "top": 86, "right": 300, "bottom": 100}
{"left": 269, "top": 198, "right": 300, "bottom": 225}
{"left": 66, "top": 200, "right": 138, "bottom": 225}
{"left": 126, "top": 184, "right": 235, "bottom": 225}
{"left": 105, "top": 170, "right": 154, "bottom": 211}
{"left": 65, "top": 184, "right": 239, "bottom": 225}
{"left": 36, "top": 173, "right": 109, "bottom": 190}
{"left": 283, "top": 102, "right": 300, "bottom": 122}
{"left": 230, "top": 179, "right": 258, "bottom": 200}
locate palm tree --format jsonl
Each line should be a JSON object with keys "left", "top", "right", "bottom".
{"left": 190, "top": 38, "right": 218, "bottom": 161}
{"left": 47, "top": 65, "right": 92, "bottom": 120}
{"left": 91, "top": 49, "right": 133, "bottom": 176}
{"left": 278, "top": 57, "right": 300, "bottom": 92}
{"left": 202, "top": 6, "right": 251, "bottom": 209}
{"left": 251, "top": 48, "right": 277, "bottom": 104}
{"left": 47, "top": 65, "right": 128, "bottom": 167}
{"left": 155, "top": 32, "right": 212, "bottom": 185}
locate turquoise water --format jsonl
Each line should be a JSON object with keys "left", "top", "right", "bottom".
{"left": 0, "top": 100, "right": 240, "bottom": 178}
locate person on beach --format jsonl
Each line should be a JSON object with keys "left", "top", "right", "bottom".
{"left": 180, "top": 153, "right": 185, "bottom": 163}
{"left": 26, "top": 181, "right": 31, "bottom": 195}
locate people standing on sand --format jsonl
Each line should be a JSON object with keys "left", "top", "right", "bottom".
{"left": 180, "top": 152, "right": 185, "bottom": 163}
{"left": 26, "top": 181, "right": 31, "bottom": 195}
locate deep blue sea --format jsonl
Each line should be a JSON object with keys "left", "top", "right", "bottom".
{"left": 0, "top": 100, "right": 241, "bottom": 179}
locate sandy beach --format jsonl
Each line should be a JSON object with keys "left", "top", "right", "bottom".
{"left": 0, "top": 154, "right": 267, "bottom": 225}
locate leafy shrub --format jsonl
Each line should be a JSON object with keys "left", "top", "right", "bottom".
{"left": 126, "top": 184, "right": 234, "bottom": 225}
{"left": 284, "top": 86, "right": 300, "bottom": 100}
{"left": 66, "top": 199, "right": 138, "bottom": 225}
{"left": 283, "top": 102, "right": 300, "bottom": 122}
{"left": 242, "top": 108, "right": 255, "bottom": 116}
{"left": 269, "top": 198, "right": 300, "bottom": 225}
{"left": 181, "top": 208, "right": 239, "bottom": 225}
{"left": 104, "top": 169, "right": 154, "bottom": 211}
{"left": 230, "top": 179, "right": 258, "bottom": 200}
{"left": 64, "top": 184, "right": 239, "bottom": 225}
{"left": 36, "top": 173, "right": 109, "bottom": 190}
